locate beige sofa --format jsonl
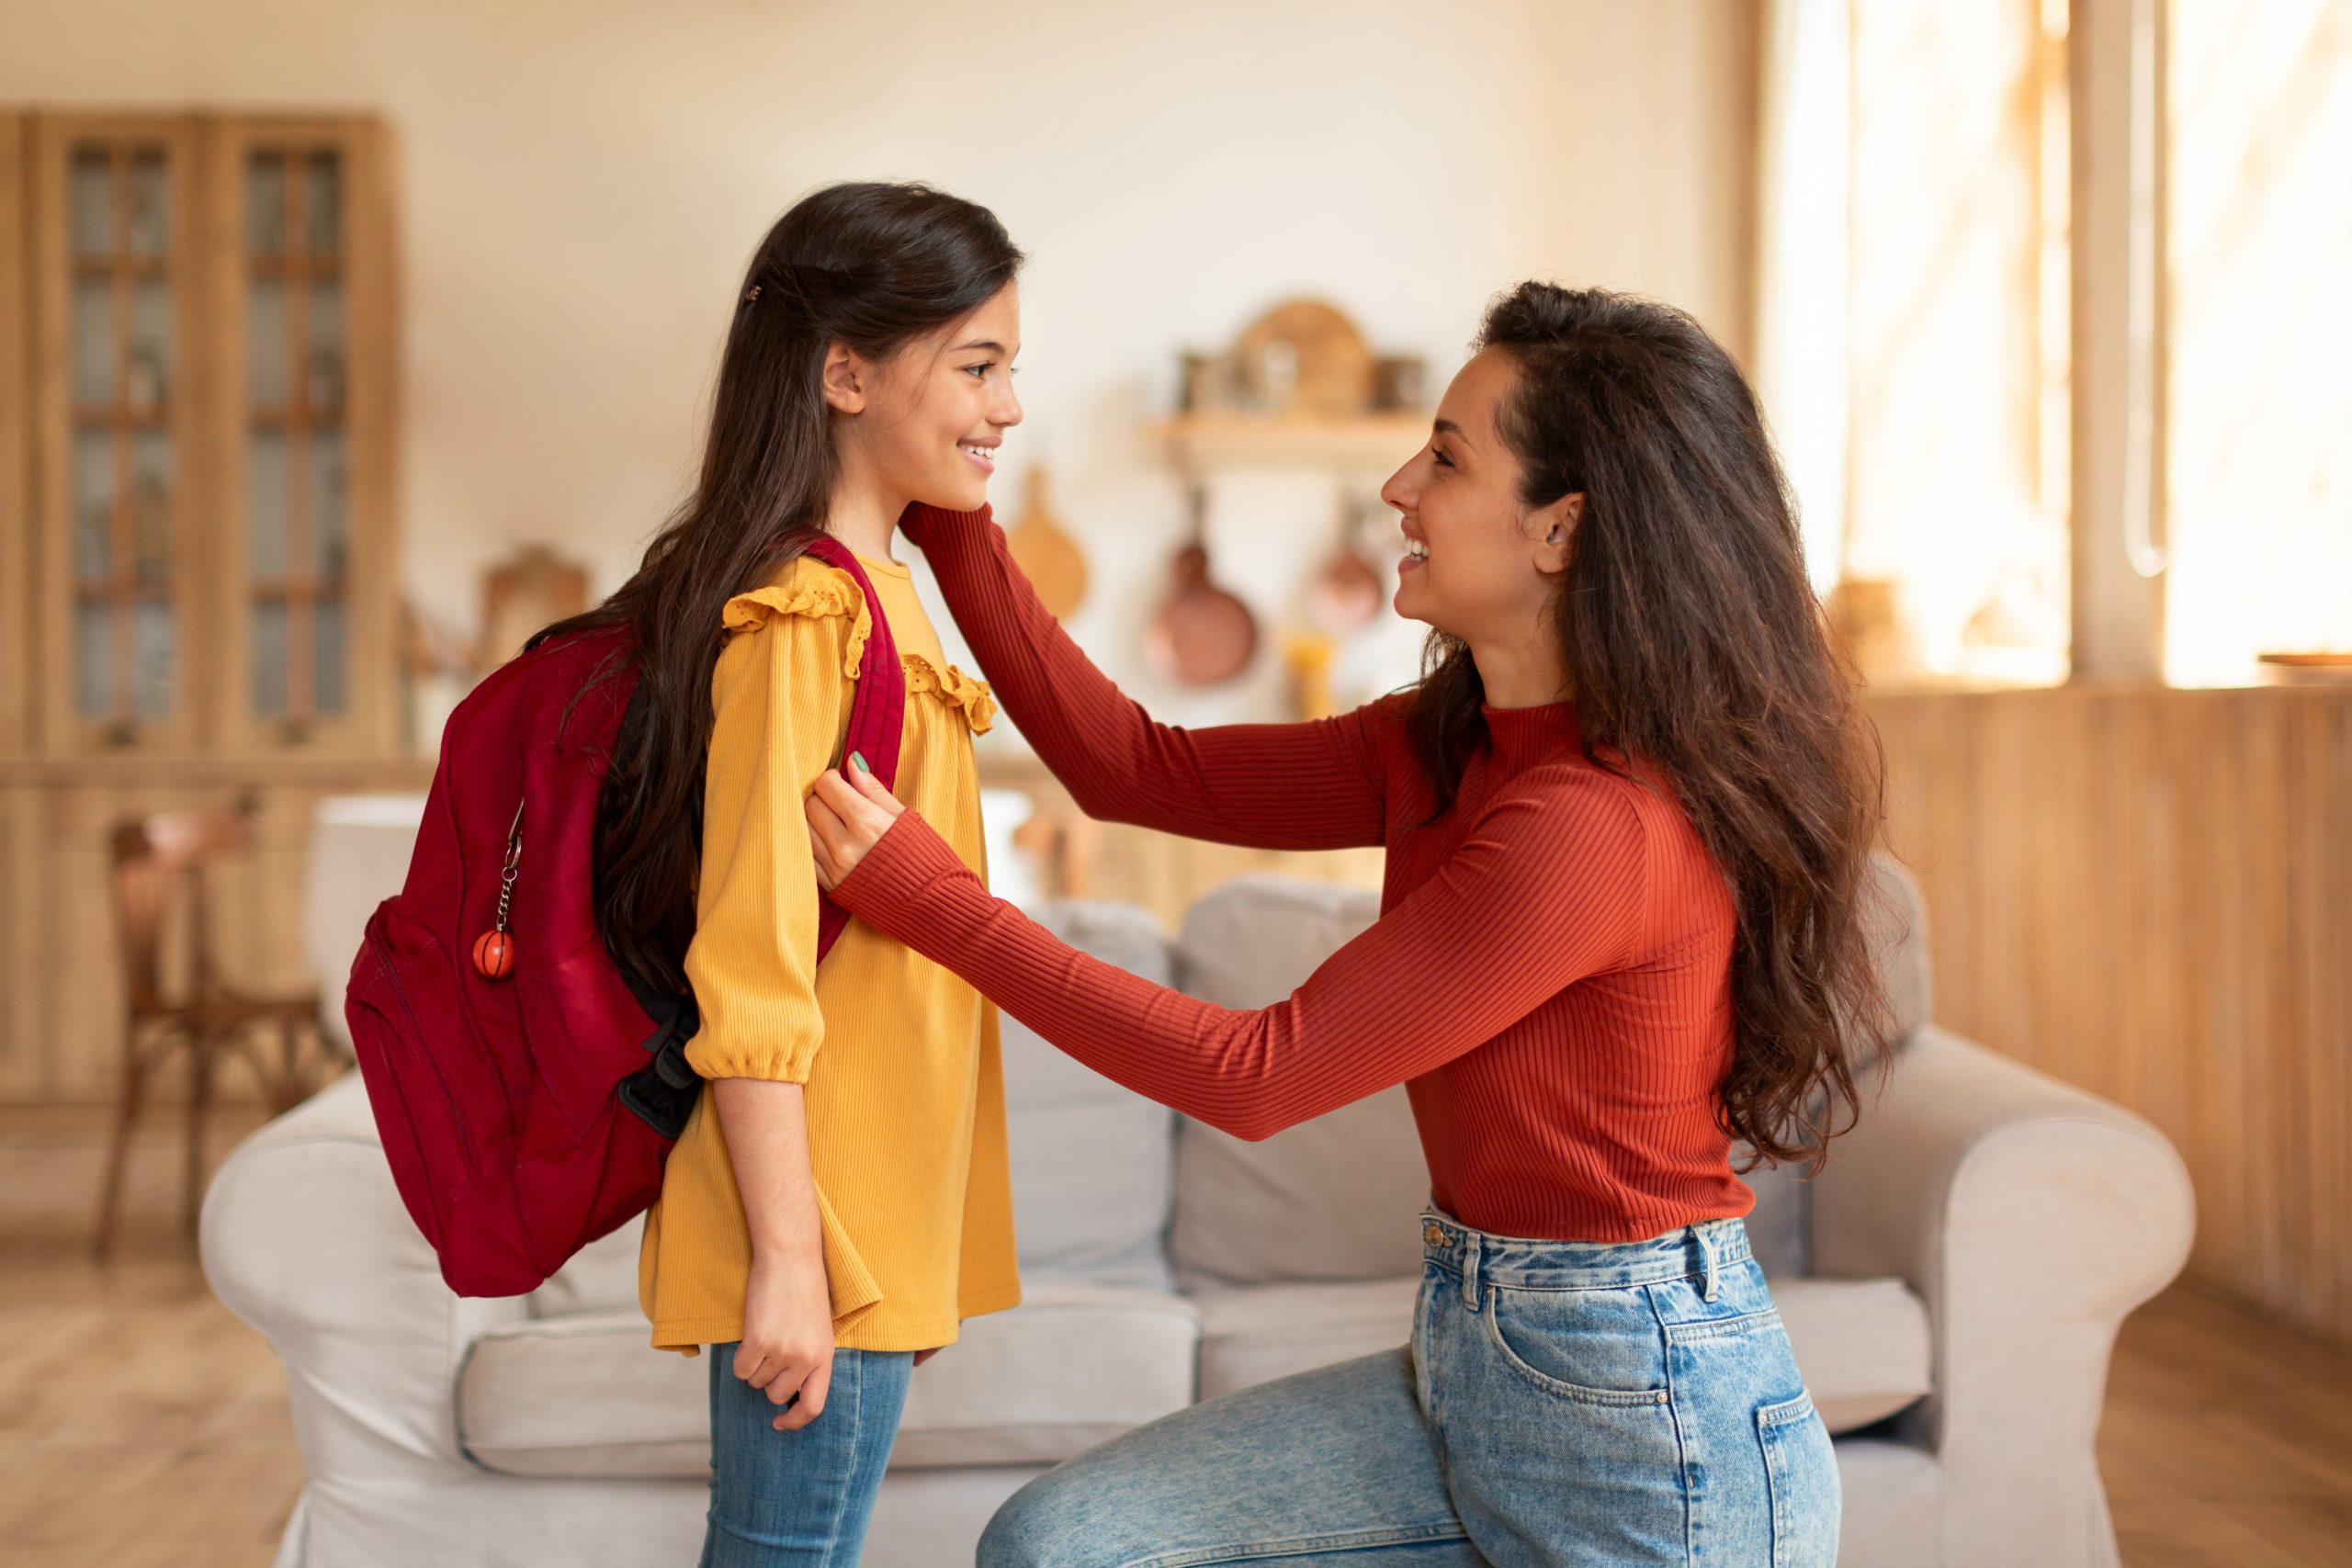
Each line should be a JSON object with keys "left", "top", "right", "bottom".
{"left": 202, "top": 861, "right": 2192, "bottom": 1566}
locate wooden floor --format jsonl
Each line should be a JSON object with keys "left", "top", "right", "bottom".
{"left": 5, "top": 1106, "right": 2351, "bottom": 1567}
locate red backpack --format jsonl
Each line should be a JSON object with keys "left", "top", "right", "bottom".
{"left": 345, "top": 536, "right": 908, "bottom": 1297}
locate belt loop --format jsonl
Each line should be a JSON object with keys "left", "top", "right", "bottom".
{"left": 1697, "top": 1224, "right": 1721, "bottom": 1303}
{"left": 1461, "top": 1230, "right": 1483, "bottom": 1312}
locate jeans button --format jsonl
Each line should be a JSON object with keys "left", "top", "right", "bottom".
{"left": 1423, "top": 1222, "right": 1445, "bottom": 1246}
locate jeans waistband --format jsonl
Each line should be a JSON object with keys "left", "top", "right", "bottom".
{"left": 1418, "top": 1206, "right": 1752, "bottom": 1292}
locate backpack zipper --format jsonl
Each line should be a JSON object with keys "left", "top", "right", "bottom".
{"left": 368, "top": 919, "right": 481, "bottom": 1182}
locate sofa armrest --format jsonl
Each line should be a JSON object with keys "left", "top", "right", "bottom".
{"left": 200, "top": 1073, "right": 529, "bottom": 1482}
{"left": 1810, "top": 1024, "right": 2193, "bottom": 1566}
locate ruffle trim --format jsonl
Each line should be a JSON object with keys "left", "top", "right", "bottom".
{"left": 723, "top": 575, "right": 874, "bottom": 677}
{"left": 904, "top": 656, "right": 997, "bottom": 734}
{"left": 722, "top": 571, "right": 995, "bottom": 734}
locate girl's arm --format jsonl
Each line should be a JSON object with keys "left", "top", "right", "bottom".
{"left": 683, "top": 586, "right": 861, "bottom": 1415}
{"left": 811, "top": 759, "right": 1651, "bottom": 1137}
{"left": 709, "top": 1079, "right": 837, "bottom": 1427}
{"left": 900, "top": 502, "right": 1394, "bottom": 852}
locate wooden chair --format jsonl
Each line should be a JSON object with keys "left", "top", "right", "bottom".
{"left": 94, "top": 806, "right": 348, "bottom": 1258}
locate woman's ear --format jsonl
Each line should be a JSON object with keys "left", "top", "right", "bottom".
{"left": 1532, "top": 492, "right": 1584, "bottom": 578}
{"left": 821, "top": 342, "right": 868, "bottom": 415}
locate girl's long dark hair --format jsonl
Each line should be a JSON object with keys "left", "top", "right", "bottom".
{"left": 529, "top": 182, "right": 1023, "bottom": 1001}
{"left": 1404, "top": 282, "right": 1891, "bottom": 1171}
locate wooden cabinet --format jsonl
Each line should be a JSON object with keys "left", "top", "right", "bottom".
{"left": 21, "top": 110, "right": 397, "bottom": 758}
{"left": 1, "top": 109, "right": 416, "bottom": 1104}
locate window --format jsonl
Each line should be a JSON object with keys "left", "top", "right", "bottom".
{"left": 2163, "top": 0, "right": 2352, "bottom": 684}
{"left": 1757, "top": 0, "right": 2074, "bottom": 685}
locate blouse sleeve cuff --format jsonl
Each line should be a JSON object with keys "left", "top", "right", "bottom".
{"left": 829, "top": 808, "right": 989, "bottom": 954}
{"left": 682, "top": 1031, "right": 819, "bottom": 1085}
{"left": 900, "top": 501, "right": 997, "bottom": 554}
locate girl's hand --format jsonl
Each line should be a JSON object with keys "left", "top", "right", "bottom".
{"left": 913, "top": 1347, "right": 944, "bottom": 1368}
{"left": 736, "top": 1251, "right": 838, "bottom": 1431}
{"left": 806, "top": 752, "right": 907, "bottom": 892}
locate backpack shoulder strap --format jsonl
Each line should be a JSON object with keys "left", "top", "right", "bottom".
{"left": 797, "top": 535, "right": 910, "bottom": 959}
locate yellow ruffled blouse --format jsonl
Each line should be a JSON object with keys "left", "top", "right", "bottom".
{"left": 636, "top": 547, "right": 1023, "bottom": 1355}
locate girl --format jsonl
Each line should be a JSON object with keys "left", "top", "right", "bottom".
{"left": 541, "top": 181, "right": 1027, "bottom": 1566}
{"left": 805, "top": 283, "right": 1890, "bottom": 1566}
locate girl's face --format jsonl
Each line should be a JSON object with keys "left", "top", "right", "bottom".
{"left": 827, "top": 282, "right": 1024, "bottom": 514}
{"left": 1379, "top": 346, "right": 1580, "bottom": 642}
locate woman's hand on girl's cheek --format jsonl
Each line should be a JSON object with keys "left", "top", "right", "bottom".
{"left": 805, "top": 756, "right": 907, "bottom": 892}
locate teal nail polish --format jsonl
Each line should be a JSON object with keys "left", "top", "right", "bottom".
{"left": 851, "top": 750, "right": 870, "bottom": 773}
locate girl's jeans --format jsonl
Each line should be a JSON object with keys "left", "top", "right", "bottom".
{"left": 699, "top": 1342, "right": 914, "bottom": 1567}
{"left": 978, "top": 1208, "right": 1838, "bottom": 1567}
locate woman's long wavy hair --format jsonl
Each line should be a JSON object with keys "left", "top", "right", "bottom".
{"left": 528, "top": 181, "right": 1023, "bottom": 1002}
{"left": 1404, "top": 282, "right": 1892, "bottom": 1171}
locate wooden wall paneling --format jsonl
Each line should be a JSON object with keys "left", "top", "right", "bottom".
{"left": 1865, "top": 685, "right": 2352, "bottom": 1348}
{"left": 1, "top": 115, "right": 28, "bottom": 756}
{"left": 0, "top": 785, "right": 36, "bottom": 1098}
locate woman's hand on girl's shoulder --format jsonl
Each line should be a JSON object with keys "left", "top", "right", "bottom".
{"left": 806, "top": 753, "right": 908, "bottom": 892}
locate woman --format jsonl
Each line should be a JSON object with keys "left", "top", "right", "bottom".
{"left": 804, "top": 283, "right": 1890, "bottom": 1566}
{"left": 537, "top": 180, "right": 1028, "bottom": 1565}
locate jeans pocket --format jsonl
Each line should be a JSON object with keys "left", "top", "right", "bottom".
{"left": 1756, "top": 1390, "right": 1840, "bottom": 1568}
{"left": 1478, "top": 1282, "right": 1673, "bottom": 1407}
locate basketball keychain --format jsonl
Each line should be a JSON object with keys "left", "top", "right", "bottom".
{"left": 473, "top": 799, "right": 523, "bottom": 980}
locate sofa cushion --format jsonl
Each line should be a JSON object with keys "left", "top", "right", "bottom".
{"left": 1190, "top": 1273, "right": 1930, "bottom": 1437}
{"left": 1868, "top": 852, "right": 1932, "bottom": 1048}
{"left": 459, "top": 1280, "right": 1200, "bottom": 1478}
{"left": 1192, "top": 1278, "right": 1425, "bottom": 1402}
{"left": 889, "top": 1281, "right": 1199, "bottom": 1468}
{"left": 1169, "top": 877, "right": 1433, "bottom": 1285}
{"left": 1738, "top": 1160, "right": 1812, "bottom": 1279}
{"left": 529, "top": 1214, "right": 643, "bottom": 1318}
{"left": 1170, "top": 1090, "right": 1430, "bottom": 1287}
{"left": 1000, "top": 900, "right": 1182, "bottom": 1288}
{"left": 458, "top": 1310, "right": 707, "bottom": 1476}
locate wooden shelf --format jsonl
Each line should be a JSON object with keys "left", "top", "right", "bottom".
{"left": 1148, "top": 412, "right": 1430, "bottom": 471}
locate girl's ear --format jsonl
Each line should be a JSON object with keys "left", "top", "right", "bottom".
{"left": 1532, "top": 492, "right": 1583, "bottom": 579}
{"left": 821, "top": 342, "right": 868, "bottom": 415}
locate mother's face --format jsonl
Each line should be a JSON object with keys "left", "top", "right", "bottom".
{"left": 1380, "top": 347, "right": 1580, "bottom": 643}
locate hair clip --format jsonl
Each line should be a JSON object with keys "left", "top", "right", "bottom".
{"left": 742, "top": 283, "right": 763, "bottom": 304}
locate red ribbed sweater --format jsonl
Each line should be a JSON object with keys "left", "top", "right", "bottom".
{"left": 826, "top": 502, "right": 1753, "bottom": 1244}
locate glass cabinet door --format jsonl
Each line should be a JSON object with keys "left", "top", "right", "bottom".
{"left": 214, "top": 118, "right": 386, "bottom": 753}
{"left": 35, "top": 117, "right": 200, "bottom": 751}
{"left": 243, "top": 144, "right": 351, "bottom": 738}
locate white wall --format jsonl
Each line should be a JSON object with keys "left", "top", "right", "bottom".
{"left": 3, "top": 0, "right": 1758, "bottom": 737}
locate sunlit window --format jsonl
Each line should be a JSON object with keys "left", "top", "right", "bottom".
{"left": 1758, "top": 0, "right": 2073, "bottom": 686}
{"left": 2164, "top": 0, "right": 2352, "bottom": 685}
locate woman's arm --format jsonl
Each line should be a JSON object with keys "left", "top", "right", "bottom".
{"left": 900, "top": 502, "right": 1394, "bottom": 851}
{"left": 809, "top": 758, "right": 1649, "bottom": 1137}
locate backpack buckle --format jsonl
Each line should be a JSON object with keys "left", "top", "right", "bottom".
{"left": 615, "top": 990, "right": 702, "bottom": 1139}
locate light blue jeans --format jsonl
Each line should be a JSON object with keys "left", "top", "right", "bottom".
{"left": 699, "top": 1342, "right": 914, "bottom": 1567}
{"left": 978, "top": 1208, "right": 1838, "bottom": 1567}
